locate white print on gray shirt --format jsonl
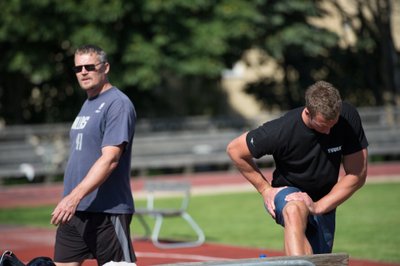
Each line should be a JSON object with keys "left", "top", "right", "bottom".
{"left": 72, "top": 116, "right": 90, "bottom": 130}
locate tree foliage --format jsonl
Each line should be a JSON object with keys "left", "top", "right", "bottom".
{"left": 330, "top": 0, "right": 400, "bottom": 105}
{"left": 245, "top": 0, "right": 400, "bottom": 110}
{"left": 0, "top": 0, "right": 398, "bottom": 125}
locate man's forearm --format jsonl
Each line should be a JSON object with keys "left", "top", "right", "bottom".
{"left": 72, "top": 152, "right": 119, "bottom": 200}
{"left": 316, "top": 149, "right": 368, "bottom": 214}
{"left": 226, "top": 133, "right": 271, "bottom": 194}
{"left": 236, "top": 157, "right": 271, "bottom": 194}
{"left": 315, "top": 173, "right": 366, "bottom": 214}
{"left": 229, "top": 148, "right": 271, "bottom": 194}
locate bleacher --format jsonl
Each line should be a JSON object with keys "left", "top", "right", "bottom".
{"left": 0, "top": 106, "right": 399, "bottom": 182}
{"left": 0, "top": 123, "right": 69, "bottom": 181}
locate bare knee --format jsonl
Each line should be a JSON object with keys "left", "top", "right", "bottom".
{"left": 283, "top": 201, "right": 309, "bottom": 226}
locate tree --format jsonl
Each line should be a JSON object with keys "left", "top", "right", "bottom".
{"left": 330, "top": 0, "right": 400, "bottom": 105}
{"left": 244, "top": 0, "right": 340, "bottom": 110}
{"left": 244, "top": 0, "right": 400, "bottom": 108}
{"left": 0, "top": 0, "right": 398, "bottom": 125}
{"left": 0, "top": 0, "right": 262, "bottom": 124}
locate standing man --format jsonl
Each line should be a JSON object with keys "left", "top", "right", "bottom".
{"left": 227, "top": 81, "right": 368, "bottom": 255}
{"left": 51, "top": 44, "right": 137, "bottom": 265}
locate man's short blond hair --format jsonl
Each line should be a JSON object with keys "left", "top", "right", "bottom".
{"left": 305, "top": 81, "right": 342, "bottom": 120}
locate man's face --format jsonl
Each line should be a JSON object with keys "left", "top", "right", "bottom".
{"left": 74, "top": 53, "right": 108, "bottom": 92}
{"left": 309, "top": 112, "right": 339, "bottom": 134}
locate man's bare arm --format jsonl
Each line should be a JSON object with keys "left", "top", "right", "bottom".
{"left": 286, "top": 148, "right": 368, "bottom": 215}
{"left": 315, "top": 148, "right": 368, "bottom": 214}
{"left": 227, "top": 132, "right": 284, "bottom": 217}
{"left": 51, "top": 144, "right": 125, "bottom": 225}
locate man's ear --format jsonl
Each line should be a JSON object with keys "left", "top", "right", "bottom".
{"left": 104, "top": 62, "right": 110, "bottom": 74}
{"left": 304, "top": 107, "right": 311, "bottom": 117}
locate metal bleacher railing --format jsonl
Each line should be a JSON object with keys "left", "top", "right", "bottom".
{"left": 0, "top": 106, "right": 399, "bottom": 181}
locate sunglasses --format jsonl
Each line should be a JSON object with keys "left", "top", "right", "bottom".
{"left": 72, "top": 62, "right": 104, "bottom": 73}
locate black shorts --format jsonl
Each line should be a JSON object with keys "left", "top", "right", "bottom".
{"left": 54, "top": 211, "right": 136, "bottom": 265}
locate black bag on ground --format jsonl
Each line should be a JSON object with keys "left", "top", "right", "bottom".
{"left": 1, "top": 251, "right": 55, "bottom": 266}
{"left": 0, "top": 251, "right": 25, "bottom": 266}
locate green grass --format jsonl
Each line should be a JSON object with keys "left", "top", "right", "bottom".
{"left": 0, "top": 182, "right": 399, "bottom": 263}
{"left": 334, "top": 182, "right": 400, "bottom": 262}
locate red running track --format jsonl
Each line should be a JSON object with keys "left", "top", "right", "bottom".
{"left": 1, "top": 163, "right": 400, "bottom": 266}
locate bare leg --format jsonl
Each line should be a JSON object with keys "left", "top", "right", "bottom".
{"left": 282, "top": 201, "right": 313, "bottom": 255}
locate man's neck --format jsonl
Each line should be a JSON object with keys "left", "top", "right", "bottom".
{"left": 301, "top": 108, "right": 312, "bottom": 129}
{"left": 87, "top": 82, "right": 113, "bottom": 99}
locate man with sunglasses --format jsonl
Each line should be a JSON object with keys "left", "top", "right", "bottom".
{"left": 51, "top": 44, "right": 137, "bottom": 266}
{"left": 227, "top": 81, "right": 368, "bottom": 255}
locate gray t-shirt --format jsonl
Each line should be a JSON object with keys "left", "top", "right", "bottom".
{"left": 63, "top": 87, "right": 136, "bottom": 214}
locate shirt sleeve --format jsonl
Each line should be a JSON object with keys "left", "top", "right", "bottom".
{"left": 246, "top": 118, "right": 283, "bottom": 159}
{"left": 102, "top": 97, "right": 136, "bottom": 148}
{"left": 341, "top": 103, "right": 369, "bottom": 155}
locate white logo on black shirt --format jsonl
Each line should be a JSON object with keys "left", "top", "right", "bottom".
{"left": 250, "top": 137, "right": 255, "bottom": 146}
{"left": 327, "top": 146, "right": 342, "bottom": 153}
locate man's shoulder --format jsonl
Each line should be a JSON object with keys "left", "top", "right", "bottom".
{"left": 341, "top": 101, "right": 358, "bottom": 112}
{"left": 256, "top": 107, "right": 303, "bottom": 134}
{"left": 340, "top": 101, "right": 362, "bottom": 121}
{"left": 277, "top": 106, "right": 303, "bottom": 123}
{"left": 106, "top": 87, "right": 135, "bottom": 107}
{"left": 286, "top": 106, "right": 304, "bottom": 116}
{"left": 107, "top": 87, "right": 128, "bottom": 99}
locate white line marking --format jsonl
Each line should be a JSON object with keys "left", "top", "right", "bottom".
{"left": 136, "top": 252, "right": 231, "bottom": 261}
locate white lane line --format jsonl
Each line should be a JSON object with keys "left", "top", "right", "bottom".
{"left": 136, "top": 252, "right": 231, "bottom": 261}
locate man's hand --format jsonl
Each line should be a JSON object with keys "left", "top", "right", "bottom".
{"left": 261, "top": 186, "right": 286, "bottom": 218}
{"left": 50, "top": 194, "right": 80, "bottom": 225}
{"left": 285, "top": 192, "right": 317, "bottom": 215}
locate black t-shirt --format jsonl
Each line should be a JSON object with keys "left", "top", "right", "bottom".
{"left": 246, "top": 102, "right": 368, "bottom": 201}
